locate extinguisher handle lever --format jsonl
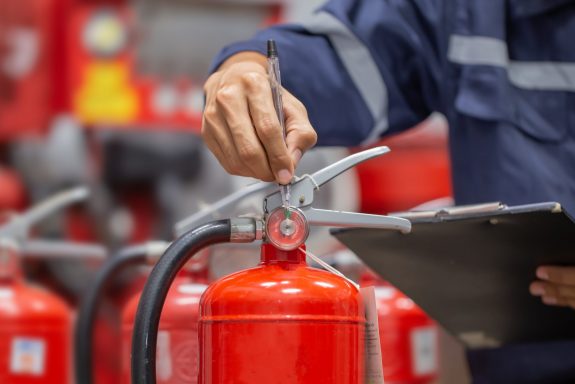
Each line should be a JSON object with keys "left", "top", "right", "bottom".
{"left": 0, "top": 186, "right": 89, "bottom": 239}
{"left": 303, "top": 208, "right": 411, "bottom": 233}
{"left": 310, "top": 146, "right": 390, "bottom": 188}
{"left": 264, "top": 146, "right": 390, "bottom": 213}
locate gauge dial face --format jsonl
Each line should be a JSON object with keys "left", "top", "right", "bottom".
{"left": 266, "top": 207, "right": 309, "bottom": 251}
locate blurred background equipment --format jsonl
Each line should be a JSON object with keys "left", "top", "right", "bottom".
{"left": 121, "top": 260, "right": 209, "bottom": 384}
{"left": 362, "top": 270, "right": 439, "bottom": 384}
{"left": 69, "top": 0, "right": 285, "bottom": 131}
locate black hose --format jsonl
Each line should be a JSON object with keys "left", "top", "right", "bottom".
{"left": 75, "top": 244, "right": 151, "bottom": 384}
{"left": 131, "top": 220, "right": 231, "bottom": 384}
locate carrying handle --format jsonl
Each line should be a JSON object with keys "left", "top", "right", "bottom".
{"left": 20, "top": 240, "right": 107, "bottom": 261}
{"left": 174, "top": 182, "right": 274, "bottom": 237}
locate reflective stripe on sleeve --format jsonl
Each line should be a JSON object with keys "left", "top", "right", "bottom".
{"left": 302, "top": 11, "right": 389, "bottom": 145}
{"left": 509, "top": 62, "right": 575, "bottom": 91}
{"left": 448, "top": 34, "right": 575, "bottom": 91}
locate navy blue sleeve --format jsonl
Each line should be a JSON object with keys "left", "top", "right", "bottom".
{"left": 211, "top": 0, "right": 445, "bottom": 146}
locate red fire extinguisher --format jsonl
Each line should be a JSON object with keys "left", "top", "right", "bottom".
{"left": 121, "top": 257, "right": 209, "bottom": 383}
{"left": 362, "top": 273, "right": 439, "bottom": 384}
{"left": 198, "top": 241, "right": 368, "bottom": 383}
{"left": 0, "top": 187, "right": 105, "bottom": 384}
{"left": 131, "top": 146, "right": 412, "bottom": 384}
{"left": 0, "top": 239, "right": 71, "bottom": 384}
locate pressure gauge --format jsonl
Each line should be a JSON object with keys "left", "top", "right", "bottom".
{"left": 83, "top": 10, "right": 128, "bottom": 57}
{"left": 265, "top": 207, "right": 309, "bottom": 251}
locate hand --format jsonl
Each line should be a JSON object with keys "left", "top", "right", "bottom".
{"left": 530, "top": 266, "right": 575, "bottom": 309}
{"left": 202, "top": 52, "right": 317, "bottom": 183}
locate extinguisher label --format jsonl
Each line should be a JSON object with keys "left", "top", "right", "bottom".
{"left": 157, "top": 331, "right": 173, "bottom": 381}
{"left": 361, "top": 286, "right": 385, "bottom": 384}
{"left": 0, "top": 288, "right": 14, "bottom": 299}
{"left": 410, "top": 327, "right": 438, "bottom": 376}
{"left": 10, "top": 338, "right": 46, "bottom": 376}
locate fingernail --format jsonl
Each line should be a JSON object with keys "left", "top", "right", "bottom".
{"left": 543, "top": 296, "right": 557, "bottom": 305}
{"left": 536, "top": 268, "right": 549, "bottom": 280}
{"left": 277, "top": 169, "right": 292, "bottom": 185}
{"left": 291, "top": 149, "right": 302, "bottom": 166}
{"left": 530, "top": 283, "right": 545, "bottom": 296}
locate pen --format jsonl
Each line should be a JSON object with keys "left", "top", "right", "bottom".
{"left": 267, "top": 39, "right": 291, "bottom": 215}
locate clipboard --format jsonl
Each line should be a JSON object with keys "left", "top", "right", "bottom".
{"left": 332, "top": 202, "right": 575, "bottom": 348}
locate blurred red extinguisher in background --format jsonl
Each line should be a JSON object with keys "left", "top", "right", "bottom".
{"left": 121, "top": 255, "right": 209, "bottom": 383}
{"left": 75, "top": 243, "right": 211, "bottom": 384}
{"left": 362, "top": 272, "right": 439, "bottom": 384}
{"left": 0, "top": 187, "right": 105, "bottom": 384}
{"left": 0, "top": 239, "right": 71, "bottom": 384}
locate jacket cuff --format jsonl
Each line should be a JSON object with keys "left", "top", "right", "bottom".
{"left": 208, "top": 41, "right": 268, "bottom": 74}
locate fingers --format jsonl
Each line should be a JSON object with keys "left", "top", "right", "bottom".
{"left": 203, "top": 64, "right": 275, "bottom": 181}
{"left": 216, "top": 84, "right": 275, "bottom": 181}
{"left": 202, "top": 106, "right": 247, "bottom": 177}
{"left": 536, "top": 266, "right": 575, "bottom": 285}
{"left": 530, "top": 266, "right": 575, "bottom": 309}
{"left": 541, "top": 296, "right": 575, "bottom": 308}
{"left": 283, "top": 91, "right": 317, "bottom": 168}
{"left": 202, "top": 59, "right": 317, "bottom": 183}
{"left": 531, "top": 281, "right": 575, "bottom": 299}
{"left": 244, "top": 72, "right": 294, "bottom": 184}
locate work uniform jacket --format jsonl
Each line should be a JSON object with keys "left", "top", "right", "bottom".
{"left": 212, "top": 1, "right": 575, "bottom": 382}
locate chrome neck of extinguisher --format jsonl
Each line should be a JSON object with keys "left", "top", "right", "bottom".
{"left": 231, "top": 217, "right": 264, "bottom": 242}
{"left": 260, "top": 243, "right": 306, "bottom": 265}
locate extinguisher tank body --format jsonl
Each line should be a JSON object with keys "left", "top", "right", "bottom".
{"left": 0, "top": 279, "right": 71, "bottom": 383}
{"left": 122, "top": 273, "right": 207, "bottom": 383}
{"left": 198, "top": 244, "right": 365, "bottom": 384}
